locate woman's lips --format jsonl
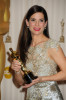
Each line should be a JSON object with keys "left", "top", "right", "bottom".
{"left": 33, "top": 27, "right": 40, "bottom": 31}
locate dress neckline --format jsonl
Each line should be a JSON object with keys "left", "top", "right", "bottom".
{"left": 30, "top": 38, "right": 51, "bottom": 48}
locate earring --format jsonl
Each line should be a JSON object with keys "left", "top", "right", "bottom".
{"left": 44, "top": 27, "right": 46, "bottom": 30}
{"left": 27, "top": 26, "right": 29, "bottom": 28}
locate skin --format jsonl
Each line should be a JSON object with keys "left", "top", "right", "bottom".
{"left": 11, "top": 12, "right": 66, "bottom": 89}
{"left": 26, "top": 12, "right": 48, "bottom": 46}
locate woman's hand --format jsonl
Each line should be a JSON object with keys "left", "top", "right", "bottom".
{"left": 11, "top": 60, "right": 21, "bottom": 72}
{"left": 22, "top": 76, "right": 42, "bottom": 88}
{"left": 11, "top": 60, "right": 25, "bottom": 86}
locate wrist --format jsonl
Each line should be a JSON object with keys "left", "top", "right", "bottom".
{"left": 39, "top": 76, "right": 44, "bottom": 82}
{"left": 15, "top": 69, "right": 21, "bottom": 74}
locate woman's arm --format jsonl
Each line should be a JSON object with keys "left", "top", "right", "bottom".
{"left": 39, "top": 46, "right": 66, "bottom": 82}
{"left": 11, "top": 60, "right": 24, "bottom": 86}
{"left": 44, "top": 45, "right": 66, "bottom": 81}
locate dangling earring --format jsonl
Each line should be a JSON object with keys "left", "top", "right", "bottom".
{"left": 27, "top": 26, "right": 29, "bottom": 28}
{"left": 44, "top": 27, "right": 46, "bottom": 30}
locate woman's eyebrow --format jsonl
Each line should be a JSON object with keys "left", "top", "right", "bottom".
{"left": 30, "top": 18, "right": 44, "bottom": 19}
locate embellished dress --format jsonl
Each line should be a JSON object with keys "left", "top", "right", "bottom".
{"left": 26, "top": 39, "right": 64, "bottom": 100}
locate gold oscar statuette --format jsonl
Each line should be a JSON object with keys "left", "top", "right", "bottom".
{"left": 0, "top": 0, "right": 10, "bottom": 100}
{"left": 9, "top": 48, "right": 38, "bottom": 84}
{"left": 59, "top": 19, "right": 65, "bottom": 42}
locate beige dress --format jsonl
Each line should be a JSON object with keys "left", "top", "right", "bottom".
{"left": 26, "top": 39, "right": 64, "bottom": 100}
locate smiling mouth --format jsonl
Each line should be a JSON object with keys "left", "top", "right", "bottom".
{"left": 33, "top": 27, "right": 40, "bottom": 31}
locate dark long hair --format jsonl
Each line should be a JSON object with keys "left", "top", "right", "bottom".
{"left": 17, "top": 5, "right": 49, "bottom": 64}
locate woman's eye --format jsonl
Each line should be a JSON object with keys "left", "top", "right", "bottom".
{"left": 31, "top": 19, "right": 35, "bottom": 21}
{"left": 40, "top": 19, "right": 44, "bottom": 22}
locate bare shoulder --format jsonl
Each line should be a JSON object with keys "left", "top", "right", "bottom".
{"left": 47, "top": 39, "right": 66, "bottom": 67}
{"left": 49, "top": 45, "right": 65, "bottom": 59}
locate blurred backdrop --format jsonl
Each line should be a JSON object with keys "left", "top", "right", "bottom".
{"left": 0, "top": 0, "right": 66, "bottom": 100}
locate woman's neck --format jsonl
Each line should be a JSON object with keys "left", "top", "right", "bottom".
{"left": 31, "top": 34, "right": 49, "bottom": 47}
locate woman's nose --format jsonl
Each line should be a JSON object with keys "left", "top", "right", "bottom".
{"left": 35, "top": 21, "right": 39, "bottom": 26}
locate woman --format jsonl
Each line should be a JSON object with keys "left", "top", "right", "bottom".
{"left": 11, "top": 5, "right": 66, "bottom": 100}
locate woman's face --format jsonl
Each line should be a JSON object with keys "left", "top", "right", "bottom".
{"left": 26, "top": 12, "right": 47, "bottom": 36}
